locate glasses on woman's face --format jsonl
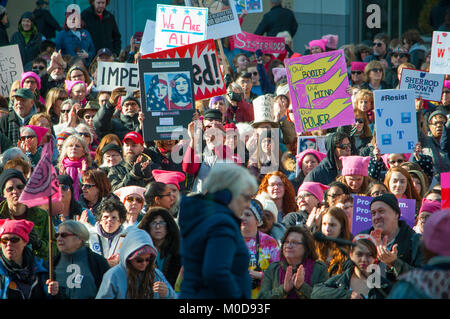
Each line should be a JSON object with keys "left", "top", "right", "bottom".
{"left": 355, "top": 118, "right": 364, "bottom": 124}
{"left": 20, "top": 135, "right": 36, "bottom": 141}
{"left": 337, "top": 143, "right": 351, "bottom": 150}
{"left": 5, "top": 184, "right": 25, "bottom": 193}
{"left": 351, "top": 71, "right": 363, "bottom": 75}
{"left": 126, "top": 196, "right": 143, "bottom": 204}
{"left": 0, "top": 236, "right": 21, "bottom": 244}
{"left": 135, "top": 257, "right": 151, "bottom": 264}
{"left": 55, "top": 232, "right": 76, "bottom": 239}
{"left": 150, "top": 220, "right": 167, "bottom": 229}
{"left": 283, "top": 241, "right": 303, "bottom": 247}
{"left": 81, "top": 183, "right": 96, "bottom": 190}
{"left": 60, "top": 109, "right": 71, "bottom": 114}
{"left": 371, "top": 68, "right": 383, "bottom": 73}
{"left": 60, "top": 184, "right": 70, "bottom": 192}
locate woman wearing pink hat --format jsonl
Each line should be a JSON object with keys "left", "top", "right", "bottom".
{"left": 290, "top": 149, "right": 326, "bottom": 192}
{"left": 20, "top": 71, "right": 45, "bottom": 109}
{"left": 350, "top": 61, "right": 367, "bottom": 87}
{"left": 337, "top": 155, "right": 372, "bottom": 195}
{"left": 308, "top": 39, "right": 327, "bottom": 55}
{"left": 18, "top": 125, "right": 49, "bottom": 167}
{"left": 113, "top": 186, "right": 146, "bottom": 228}
{"left": 65, "top": 80, "right": 88, "bottom": 107}
{"left": 413, "top": 199, "right": 441, "bottom": 234}
{"left": 0, "top": 218, "right": 50, "bottom": 299}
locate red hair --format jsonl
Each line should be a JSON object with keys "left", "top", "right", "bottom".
{"left": 257, "top": 171, "right": 296, "bottom": 217}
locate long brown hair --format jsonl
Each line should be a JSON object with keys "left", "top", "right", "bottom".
{"left": 280, "top": 226, "right": 318, "bottom": 261}
{"left": 384, "top": 166, "right": 422, "bottom": 202}
{"left": 126, "top": 255, "right": 155, "bottom": 299}
{"left": 336, "top": 175, "right": 372, "bottom": 195}
{"left": 257, "top": 171, "right": 296, "bottom": 216}
{"left": 353, "top": 109, "right": 372, "bottom": 139}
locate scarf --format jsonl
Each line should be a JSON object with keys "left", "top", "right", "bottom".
{"left": 0, "top": 247, "right": 36, "bottom": 298}
{"left": 97, "top": 223, "right": 123, "bottom": 248}
{"left": 62, "top": 157, "right": 84, "bottom": 200}
{"left": 278, "top": 258, "right": 315, "bottom": 299}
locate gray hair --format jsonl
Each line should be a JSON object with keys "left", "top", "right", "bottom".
{"left": 59, "top": 220, "right": 90, "bottom": 244}
{"left": 58, "top": 134, "right": 92, "bottom": 168}
{"left": 19, "top": 126, "right": 36, "bottom": 137}
{"left": 75, "top": 123, "right": 93, "bottom": 144}
{"left": 203, "top": 163, "right": 258, "bottom": 199}
{"left": 0, "top": 147, "right": 31, "bottom": 168}
{"left": 60, "top": 98, "right": 78, "bottom": 109}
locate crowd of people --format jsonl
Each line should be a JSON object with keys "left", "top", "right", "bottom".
{"left": 0, "top": 0, "right": 449, "bottom": 300}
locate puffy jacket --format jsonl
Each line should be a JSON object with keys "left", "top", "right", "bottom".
{"left": 10, "top": 18, "right": 43, "bottom": 70}
{"left": 55, "top": 29, "right": 96, "bottom": 65}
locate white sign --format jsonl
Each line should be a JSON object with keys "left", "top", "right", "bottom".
{"left": 374, "top": 89, "right": 417, "bottom": 154}
{"left": 0, "top": 45, "right": 23, "bottom": 97}
{"left": 154, "top": 4, "right": 208, "bottom": 52}
{"left": 185, "top": 0, "right": 242, "bottom": 40}
{"left": 399, "top": 68, "right": 445, "bottom": 102}
{"left": 140, "top": 20, "right": 156, "bottom": 56}
{"left": 97, "top": 61, "right": 139, "bottom": 93}
{"left": 430, "top": 31, "right": 450, "bottom": 74}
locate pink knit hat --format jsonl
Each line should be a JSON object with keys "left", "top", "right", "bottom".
{"left": 340, "top": 156, "right": 370, "bottom": 176}
{"left": 65, "top": 80, "right": 86, "bottom": 97}
{"left": 272, "top": 67, "right": 286, "bottom": 83}
{"left": 322, "top": 34, "right": 338, "bottom": 49}
{"left": 444, "top": 80, "right": 450, "bottom": 90}
{"left": 0, "top": 218, "right": 34, "bottom": 243}
{"left": 381, "top": 153, "right": 412, "bottom": 169}
{"left": 152, "top": 169, "right": 185, "bottom": 190}
{"left": 309, "top": 39, "right": 328, "bottom": 52}
{"left": 418, "top": 199, "right": 441, "bottom": 216}
{"left": 20, "top": 71, "right": 41, "bottom": 90}
{"left": 351, "top": 61, "right": 368, "bottom": 72}
{"left": 297, "top": 182, "right": 329, "bottom": 202}
{"left": 25, "top": 125, "right": 49, "bottom": 146}
{"left": 423, "top": 210, "right": 450, "bottom": 256}
{"left": 113, "top": 186, "right": 146, "bottom": 203}
{"left": 296, "top": 149, "right": 326, "bottom": 169}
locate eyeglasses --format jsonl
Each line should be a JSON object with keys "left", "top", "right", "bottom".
{"left": 355, "top": 118, "right": 364, "bottom": 124}
{"left": 60, "top": 109, "right": 71, "bottom": 114}
{"left": 81, "top": 183, "right": 96, "bottom": 190}
{"left": 150, "top": 220, "right": 167, "bottom": 228}
{"left": 388, "top": 159, "right": 405, "bottom": 165}
{"left": 430, "top": 121, "right": 446, "bottom": 126}
{"left": 371, "top": 68, "right": 383, "bottom": 73}
{"left": 351, "top": 71, "right": 363, "bottom": 75}
{"left": 392, "top": 53, "right": 409, "bottom": 59}
{"left": 297, "top": 193, "right": 313, "bottom": 200}
{"left": 33, "top": 65, "right": 45, "bottom": 71}
{"left": 283, "top": 241, "right": 303, "bottom": 247}
{"left": 101, "top": 215, "right": 119, "bottom": 222}
{"left": 372, "top": 42, "right": 383, "bottom": 47}
{"left": 77, "top": 132, "right": 90, "bottom": 137}
{"left": 268, "top": 183, "right": 284, "bottom": 188}
{"left": 337, "top": 143, "right": 351, "bottom": 149}
{"left": 0, "top": 236, "right": 21, "bottom": 244}
{"left": 125, "top": 196, "right": 144, "bottom": 204}
{"left": 20, "top": 135, "right": 36, "bottom": 141}
{"left": 251, "top": 72, "right": 258, "bottom": 76}
{"left": 55, "top": 232, "right": 76, "bottom": 239}
{"left": 327, "top": 192, "right": 343, "bottom": 199}
{"left": 135, "top": 257, "right": 151, "bottom": 264}
{"left": 59, "top": 184, "right": 70, "bottom": 191}
{"left": 5, "top": 184, "right": 25, "bottom": 193}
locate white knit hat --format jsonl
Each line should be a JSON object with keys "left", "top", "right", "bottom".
{"left": 256, "top": 193, "right": 278, "bottom": 222}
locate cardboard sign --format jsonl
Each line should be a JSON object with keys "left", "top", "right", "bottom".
{"left": 352, "top": 195, "right": 416, "bottom": 235}
{"left": 140, "top": 20, "right": 156, "bottom": 56}
{"left": 430, "top": 31, "right": 450, "bottom": 75}
{"left": 284, "top": 50, "right": 354, "bottom": 133}
{"left": 234, "top": 0, "right": 263, "bottom": 14}
{"left": 185, "top": 0, "right": 242, "bottom": 40}
{"left": 142, "top": 39, "right": 226, "bottom": 101}
{"left": 97, "top": 62, "right": 139, "bottom": 93}
{"left": 441, "top": 172, "right": 450, "bottom": 209}
{"left": 154, "top": 4, "right": 208, "bottom": 52}
{"left": 139, "top": 58, "right": 195, "bottom": 141}
{"left": 374, "top": 89, "right": 417, "bottom": 154}
{"left": 0, "top": 45, "right": 24, "bottom": 97}
{"left": 399, "top": 68, "right": 445, "bottom": 102}
{"left": 231, "top": 31, "right": 285, "bottom": 54}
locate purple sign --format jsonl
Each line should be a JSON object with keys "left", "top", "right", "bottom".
{"left": 352, "top": 195, "right": 416, "bottom": 235}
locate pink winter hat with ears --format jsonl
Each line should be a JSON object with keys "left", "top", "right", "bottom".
{"left": 340, "top": 155, "right": 370, "bottom": 176}
{"left": 351, "top": 61, "right": 368, "bottom": 72}
{"left": 152, "top": 169, "right": 186, "bottom": 190}
{"left": 309, "top": 39, "right": 328, "bottom": 52}
{"left": 20, "top": 71, "right": 41, "bottom": 90}
{"left": 296, "top": 149, "right": 326, "bottom": 169}
{"left": 0, "top": 219, "right": 34, "bottom": 243}
{"left": 423, "top": 209, "right": 450, "bottom": 256}
{"left": 272, "top": 67, "right": 286, "bottom": 83}
{"left": 297, "top": 182, "right": 329, "bottom": 202}
{"left": 418, "top": 199, "right": 441, "bottom": 216}
{"left": 25, "top": 125, "right": 49, "bottom": 146}
{"left": 322, "top": 34, "right": 338, "bottom": 49}
{"left": 381, "top": 153, "right": 412, "bottom": 169}
{"left": 65, "top": 80, "right": 86, "bottom": 96}
{"left": 444, "top": 80, "right": 450, "bottom": 90}
{"left": 113, "top": 186, "right": 146, "bottom": 203}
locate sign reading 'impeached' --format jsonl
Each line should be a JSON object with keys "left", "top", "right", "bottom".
{"left": 284, "top": 50, "right": 354, "bottom": 133}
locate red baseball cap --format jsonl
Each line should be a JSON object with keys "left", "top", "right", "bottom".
{"left": 122, "top": 131, "right": 144, "bottom": 145}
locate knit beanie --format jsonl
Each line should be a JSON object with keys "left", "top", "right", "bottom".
{"left": 322, "top": 34, "right": 338, "bottom": 49}
{"left": 308, "top": 39, "right": 328, "bottom": 52}
{"left": 418, "top": 199, "right": 441, "bottom": 216}
{"left": 370, "top": 193, "right": 401, "bottom": 216}
{"left": 21, "top": 71, "right": 41, "bottom": 90}
{"left": 340, "top": 156, "right": 370, "bottom": 176}
{"left": 65, "top": 80, "right": 86, "bottom": 97}
{"left": 121, "top": 93, "right": 141, "bottom": 109}
{"left": 0, "top": 219, "right": 34, "bottom": 243}
{"left": 0, "top": 169, "right": 27, "bottom": 197}
{"left": 428, "top": 110, "right": 447, "bottom": 125}
{"left": 297, "top": 182, "right": 329, "bottom": 202}
{"left": 296, "top": 149, "right": 326, "bottom": 169}
{"left": 423, "top": 210, "right": 450, "bottom": 256}
{"left": 351, "top": 61, "right": 368, "bottom": 72}
{"left": 249, "top": 199, "right": 264, "bottom": 227}
{"left": 25, "top": 125, "right": 49, "bottom": 146}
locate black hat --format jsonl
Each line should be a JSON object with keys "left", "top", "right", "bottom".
{"left": 57, "top": 174, "right": 73, "bottom": 187}
{"left": 203, "top": 109, "right": 223, "bottom": 121}
{"left": 101, "top": 143, "right": 123, "bottom": 156}
{"left": 97, "top": 48, "right": 112, "bottom": 57}
{"left": 428, "top": 110, "right": 447, "bottom": 125}
{"left": 370, "top": 193, "right": 401, "bottom": 216}
{"left": 121, "top": 93, "right": 140, "bottom": 108}
{"left": 0, "top": 169, "right": 27, "bottom": 197}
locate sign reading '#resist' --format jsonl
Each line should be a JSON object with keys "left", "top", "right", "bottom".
{"left": 399, "top": 68, "right": 445, "bottom": 102}
{"left": 374, "top": 89, "right": 417, "bottom": 154}
{"left": 154, "top": 4, "right": 208, "bottom": 52}
{"left": 97, "top": 61, "right": 139, "bottom": 93}
{"left": 430, "top": 31, "right": 450, "bottom": 75}
{"left": 231, "top": 31, "right": 285, "bottom": 54}
{"left": 284, "top": 50, "right": 354, "bottom": 133}
{"left": 0, "top": 44, "right": 23, "bottom": 97}
{"left": 352, "top": 196, "right": 416, "bottom": 235}
{"left": 143, "top": 39, "right": 226, "bottom": 101}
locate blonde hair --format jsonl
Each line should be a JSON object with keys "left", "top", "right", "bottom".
{"left": 364, "top": 60, "right": 385, "bottom": 82}
{"left": 58, "top": 134, "right": 92, "bottom": 169}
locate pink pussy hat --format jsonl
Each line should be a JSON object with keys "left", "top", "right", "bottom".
{"left": 25, "top": 125, "right": 49, "bottom": 146}
{"left": 21, "top": 71, "right": 41, "bottom": 90}
{"left": 308, "top": 39, "right": 328, "bottom": 52}
{"left": 152, "top": 169, "right": 186, "bottom": 191}
{"left": 296, "top": 149, "right": 326, "bottom": 169}
{"left": 423, "top": 209, "right": 450, "bottom": 256}
{"left": 340, "top": 155, "right": 370, "bottom": 177}
{"left": 297, "top": 182, "right": 329, "bottom": 202}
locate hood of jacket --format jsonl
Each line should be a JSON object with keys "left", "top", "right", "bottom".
{"left": 409, "top": 43, "right": 427, "bottom": 54}
{"left": 118, "top": 227, "right": 157, "bottom": 269}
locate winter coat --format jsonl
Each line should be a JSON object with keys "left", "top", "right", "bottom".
{"left": 225, "top": 100, "right": 254, "bottom": 123}
{"left": 0, "top": 106, "right": 37, "bottom": 145}
{"left": 387, "top": 256, "right": 450, "bottom": 299}
{"left": 254, "top": 4, "right": 298, "bottom": 37}
{"left": 360, "top": 220, "right": 426, "bottom": 282}
{"left": 0, "top": 132, "right": 12, "bottom": 154}
{"left": 419, "top": 129, "right": 450, "bottom": 180}
{"left": 0, "top": 22, "right": 8, "bottom": 46}
{"left": 33, "top": 8, "right": 61, "bottom": 39}
{"left": 178, "top": 191, "right": 252, "bottom": 299}
{"left": 408, "top": 43, "right": 427, "bottom": 69}
{"left": 55, "top": 29, "right": 96, "bottom": 65}
{"left": 80, "top": 6, "right": 121, "bottom": 55}
{"left": 88, "top": 223, "right": 127, "bottom": 260}
{"left": 10, "top": 27, "right": 43, "bottom": 70}
{"left": 311, "top": 264, "right": 392, "bottom": 299}
{"left": 258, "top": 259, "right": 328, "bottom": 299}
{"left": 100, "top": 161, "right": 130, "bottom": 192}
{"left": 95, "top": 227, "right": 175, "bottom": 299}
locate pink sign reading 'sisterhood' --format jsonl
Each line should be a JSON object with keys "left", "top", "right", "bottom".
{"left": 284, "top": 50, "right": 354, "bottom": 133}
{"left": 231, "top": 31, "right": 286, "bottom": 54}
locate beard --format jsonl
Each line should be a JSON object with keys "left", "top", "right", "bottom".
{"left": 124, "top": 152, "right": 139, "bottom": 165}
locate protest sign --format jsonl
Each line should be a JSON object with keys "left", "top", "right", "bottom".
{"left": 284, "top": 50, "right": 354, "bottom": 133}
{"left": 231, "top": 31, "right": 285, "bottom": 54}
{"left": 97, "top": 61, "right": 139, "bottom": 93}
{"left": 430, "top": 31, "right": 450, "bottom": 75}
{"left": 143, "top": 39, "right": 226, "bottom": 101}
{"left": 154, "top": 4, "right": 208, "bottom": 52}
{"left": 139, "top": 58, "right": 195, "bottom": 141}
{"left": 352, "top": 195, "right": 416, "bottom": 235}
{"left": 140, "top": 20, "right": 156, "bottom": 56}
{"left": 233, "top": 0, "right": 263, "bottom": 14}
{"left": 399, "top": 68, "right": 445, "bottom": 102}
{"left": 374, "top": 89, "right": 417, "bottom": 154}
{"left": 441, "top": 172, "right": 450, "bottom": 209}
{"left": 185, "top": 0, "right": 242, "bottom": 40}
{"left": 0, "top": 44, "right": 23, "bottom": 97}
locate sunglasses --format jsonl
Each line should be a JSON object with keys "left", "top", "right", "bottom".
{"left": 135, "top": 257, "right": 151, "bottom": 264}
{"left": 337, "top": 143, "right": 351, "bottom": 149}
{"left": 5, "top": 184, "right": 25, "bottom": 193}
{"left": 371, "top": 68, "right": 383, "bottom": 73}
{"left": 351, "top": 71, "right": 363, "bottom": 75}
{"left": 355, "top": 118, "right": 364, "bottom": 124}
{"left": 372, "top": 42, "right": 383, "bottom": 47}
{"left": 251, "top": 71, "right": 258, "bottom": 76}
{"left": 77, "top": 132, "right": 90, "bottom": 137}
{"left": 392, "top": 53, "right": 409, "bottom": 58}
{"left": 81, "top": 183, "right": 96, "bottom": 190}
{"left": 125, "top": 196, "right": 144, "bottom": 204}
{"left": 60, "top": 109, "right": 71, "bottom": 114}
{"left": 33, "top": 65, "right": 45, "bottom": 71}
{"left": 0, "top": 237, "right": 21, "bottom": 244}
{"left": 388, "top": 159, "right": 405, "bottom": 165}
{"left": 20, "top": 135, "right": 36, "bottom": 141}
{"left": 55, "top": 232, "right": 76, "bottom": 239}
{"left": 60, "top": 184, "right": 70, "bottom": 191}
